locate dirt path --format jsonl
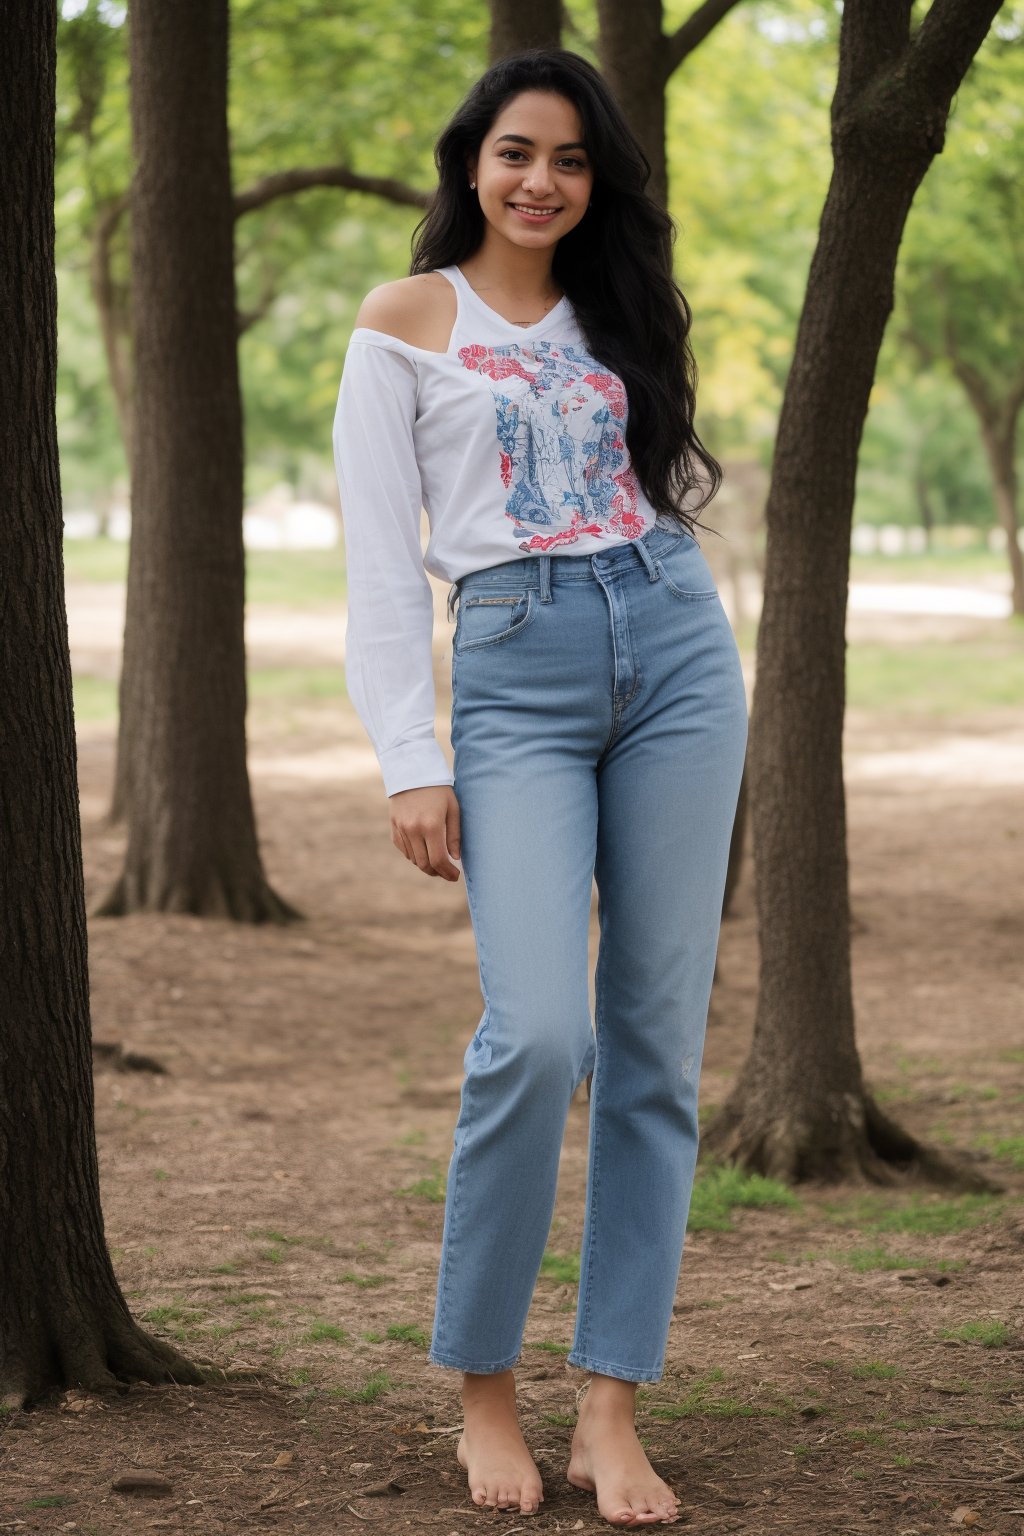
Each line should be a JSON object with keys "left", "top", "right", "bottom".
{"left": 2, "top": 597, "right": 1022, "bottom": 1535}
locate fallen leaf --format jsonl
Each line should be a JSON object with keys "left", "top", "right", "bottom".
{"left": 353, "top": 1478, "right": 406, "bottom": 1497}
{"left": 950, "top": 1508, "right": 981, "bottom": 1527}
{"left": 272, "top": 1452, "right": 293, "bottom": 1468}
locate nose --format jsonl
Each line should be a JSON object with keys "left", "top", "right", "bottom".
{"left": 523, "top": 166, "right": 555, "bottom": 197}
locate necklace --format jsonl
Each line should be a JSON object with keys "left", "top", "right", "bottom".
{"left": 463, "top": 272, "right": 563, "bottom": 327}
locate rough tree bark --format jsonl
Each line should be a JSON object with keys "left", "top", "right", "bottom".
{"left": 96, "top": 0, "right": 299, "bottom": 920}
{"left": 702, "top": 0, "right": 1007, "bottom": 1186}
{"left": 490, "top": 0, "right": 563, "bottom": 60}
{"left": 0, "top": 0, "right": 205, "bottom": 1408}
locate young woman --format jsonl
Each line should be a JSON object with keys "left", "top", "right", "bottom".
{"left": 332, "top": 48, "right": 748, "bottom": 1529}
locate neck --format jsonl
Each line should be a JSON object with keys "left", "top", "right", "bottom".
{"left": 460, "top": 236, "right": 561, "bottom": 308}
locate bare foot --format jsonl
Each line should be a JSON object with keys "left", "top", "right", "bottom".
{"left": 566, "top": 1376, "right": 680, "bottom": 1527}
{"left": 456, "top": 1368, "right": 544, "bottom": 1514}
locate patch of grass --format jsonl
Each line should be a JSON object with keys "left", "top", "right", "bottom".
{"left": 386, "top": 1323, "right": 429, "bottom": 1347}
{"left": 531, "top": 1339, "right": 571, "bottom": 1355}
{"left": 288, "top": 1368, "right": 313, "bottom": 1386}
{"left": 541, "top": 1412, "right": 576, "bottom": 1426}
{"left": 361, "top": 1331, "right": 384, "bottom": 1343}
{"left": 397, "top": 1166, "right": 446, "bottom": 1202}
{"left": 539, "top": 1249, "right": 580, "bottom": 1284}
{"left": 846, "top": 639, "right": 1024, "bottom": 715}
{"left": 211, "top": 1261, "right": 240, "bottom": 1275}
{"left": 940, "top": 1319, "right": 1010, "bottom": 1348}
{"left": 831, "top": 1245, "right": 963, "bottom": 1273}
{"left": 852, "top": 1362, "right": 901, "bottom": 1380}
{"left": 397, "top": 1129, "right": 427, "bottom": 1145}
{"left": 891, "top": 1453, "right": 915, "bottom": 1468}
{"left": 222, "top": 1291, "right": 267, "bottom": 1306}
{"left": 141, "top": 1303, "right": 206, "bottom": 1327}
{"left": 946, "top": 1082, "right": 1000, "bottom": 1102}
{"left": 688, "top": 1161, "right": 800, "bottom": 1232}
{"left": 972, "top": 1134, "right": 1024, "bottom": 1169}
{"left": 336, "top": 1271, "right": 387, "bottom": 1289}
{"left": 845, "top": 1428, "right": 887, "bottom": 1446}
{"left": 24, "top": 1495, "right": 75, "bottom": 1509}
{"left": 821, "top": 1191, "right": 1003, "bottom": 1236}
{"left": 334, "top": 1370, "right": 397, "bottom": 1403}
{"left": 646, "top": 1368, "right": 788, "bottom": 1421}
{"left": 998, "top": 1047, "right": 1024, "bottom": 1065}
{"left": 302, "top": 1320, "right": 349, "bottom": 1344}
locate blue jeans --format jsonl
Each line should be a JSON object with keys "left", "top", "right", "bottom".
{"left": 428, "top": 520, "right": 748, "bottom": 1383}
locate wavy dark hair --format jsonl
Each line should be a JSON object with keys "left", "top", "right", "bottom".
{"left": 409, "top": 47, "right": 722, "bottom": 536}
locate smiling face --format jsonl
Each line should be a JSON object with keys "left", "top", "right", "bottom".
{"left": 468, "top": 89, "right": 594, "bottom": 248}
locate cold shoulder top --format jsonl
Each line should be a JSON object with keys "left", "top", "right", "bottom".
{"left": 331, "top": 262, "right": 659, "bottom": 797}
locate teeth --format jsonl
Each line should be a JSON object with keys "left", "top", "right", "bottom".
{"left": 511, "top": 204, "right": 559, "bottom": 215}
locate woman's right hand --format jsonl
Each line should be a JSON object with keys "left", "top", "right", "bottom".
{"left": 388, "top": 784, "right": 462, "bottom": 881}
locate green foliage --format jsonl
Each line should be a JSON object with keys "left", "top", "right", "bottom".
{"left": 336, "top": 1369, "right": 398, "bottom": 1402}
{"left": 396, "top": 1166, "right": 446, "bottom": 1202}
{"left": 940, "top": 1319, "right": 1011, "bottom": 1348}
{"left": 821, "top": 1191, "right": 1004, "bottom": 1236}
{"left": 385, "top": 1323, "right": 429, "bottom": 1346}
{"left": 688, "top": 1160, "right": 801, "bottom": 1231}
{"left": 539, "top": 1249, "right": 581, "bottom": 1284}
{"left": 302, "top": 1320, "right": 349, "bottom": 1343}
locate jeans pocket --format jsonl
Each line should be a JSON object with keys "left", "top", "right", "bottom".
{"left": 655, "top": 535, "right": 718, "bottom": 600}
{"left": 454, "top": 589, "right": 536, "bottom": 652}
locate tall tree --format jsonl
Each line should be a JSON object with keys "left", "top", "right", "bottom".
{"left": 96, "top": 0, "right": 299, "bottom": 919}
{"left": 490, "top": 0, "right": 562, "bottom": 58}
{"left": 597, "top": 0, "right": 746, "bottom": 210}
{"left": 703, "top": 0, "right": 1006, "bottom": 1183}
{"left": 0, "top": 0, "right": 204, "bottom": 1406}
{"left": 894, "top": 31, "right": 1024, "bottom": 612}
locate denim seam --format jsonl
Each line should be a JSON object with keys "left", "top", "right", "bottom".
{"left": 564, "top": 1352, "right": 664, "bottom": 1384}
{"left": 428, "top": 1347, "right": 523, "bottom": 1373}
{"left": 573, "top": 990, "right": 603, "bottom": 1362}
{"left": 433, "top": 646, "right": 464, "bottom": 1354}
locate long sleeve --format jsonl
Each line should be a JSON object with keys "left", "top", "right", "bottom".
{"left": 332, "top": 336, "right": 454, "bottom": 798}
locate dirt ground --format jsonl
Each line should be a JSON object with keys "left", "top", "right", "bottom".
{"left": 2, "top": 580, "right": 1023, "bottom": 1536}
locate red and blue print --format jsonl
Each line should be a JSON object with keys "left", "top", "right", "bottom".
{"left": 458, "top": 340, "right": 648, "bottom": 553}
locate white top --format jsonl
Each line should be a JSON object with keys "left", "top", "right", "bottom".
{"left": 331, "top": 263, "right": 659, "bottom": 797}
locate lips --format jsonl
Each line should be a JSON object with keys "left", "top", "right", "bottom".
{"left": 506, "top": 203, "right": 563, "bottom": 220}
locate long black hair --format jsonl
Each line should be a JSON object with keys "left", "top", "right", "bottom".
{"left": 410, "top": 48, "right": 722, "bottom": 536}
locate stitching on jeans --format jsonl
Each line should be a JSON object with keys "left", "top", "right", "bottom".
{"left": 574, "top": 981, "right": 604, "bottom": 1361}
{"left": 565, "top": 1352, "right": 663, "bottom": 1383}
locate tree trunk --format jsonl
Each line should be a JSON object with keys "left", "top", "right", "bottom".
{"left": 596, "top": 0, "right": 669, "bottom": 208}
{"left": 702, "top": 0, "right": 1005, "bottom": 1188}
{"left": 490, "top": 0, "right": 563, "bottom": 60}
{"left": 97, "top": 0, "right": 299, "bottom": 921}
{"left": 0, "top": 0, "right": 206, "bottom": 1409}
{"left": 961, "top": 392, "right": 1024, "bottom": 616}
{"left": 914, "top": 459, "right": 934, "bottom": 550}
{"left": 978, "top": 417, "right": 1024, "bottom": 614}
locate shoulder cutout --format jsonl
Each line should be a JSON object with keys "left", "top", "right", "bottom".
{"left": 354, "top": 274, "right": 456, "bottom": 354}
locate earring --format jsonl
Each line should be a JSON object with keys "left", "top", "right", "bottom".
{"left": 470, "top": 181, "right": 476, "bottom": 189}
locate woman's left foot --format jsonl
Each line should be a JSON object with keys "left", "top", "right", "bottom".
{"left": 566, "top": 1382, "right": 680, "bottom": 1526}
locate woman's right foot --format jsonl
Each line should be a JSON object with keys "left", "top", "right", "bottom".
{"left": 456, "top": 1368, "right": 545, "bottom": 1514}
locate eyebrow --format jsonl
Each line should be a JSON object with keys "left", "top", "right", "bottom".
{"left": 493, "top": 133, "right": 588, "bottom": 152}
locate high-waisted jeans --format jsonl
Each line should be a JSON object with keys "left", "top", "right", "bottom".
{"left": 427, "top": 519, "right": 748, "bottom": 1383}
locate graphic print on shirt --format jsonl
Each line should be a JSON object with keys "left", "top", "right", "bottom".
{"left": 457, "top": 340, "right": 648, "bottom": 553}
